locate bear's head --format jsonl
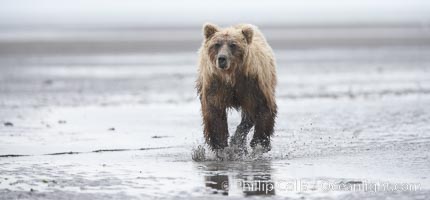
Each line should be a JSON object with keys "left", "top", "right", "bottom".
{"left": 203, "top": 23, "right": 253, "bottom": 72}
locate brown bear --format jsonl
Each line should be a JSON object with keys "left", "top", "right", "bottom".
{"left": 196, "top": 23, "right": 277, "bottom": 152}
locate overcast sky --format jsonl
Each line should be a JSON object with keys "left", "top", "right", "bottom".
{"left": 1, "top": 0, "right": 430, "bottom": 28}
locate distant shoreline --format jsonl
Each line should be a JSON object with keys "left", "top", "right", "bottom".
{"left": 0, "top": 26, "right": 429, "bottom": 55}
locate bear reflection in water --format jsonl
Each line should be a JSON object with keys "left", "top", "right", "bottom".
{"left": 202, "top": 162, "right": 275, "bottom": 196}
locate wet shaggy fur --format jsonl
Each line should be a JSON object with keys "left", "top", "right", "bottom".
{"left": 196, "top": 23, "right": 277, "bottom": 151}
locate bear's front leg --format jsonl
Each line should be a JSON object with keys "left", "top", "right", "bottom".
{"left": 250, "top": 106, "right": 276, "bottom": 152}
{"left": 202, "top": 103, "right": 229, "bottom": 150}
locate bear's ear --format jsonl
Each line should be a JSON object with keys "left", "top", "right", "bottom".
{"left": 241, "top": 26, "right": 254, "bottom": 44}
{"left": 203, "top": 23, "right": 219, "bottom": 40}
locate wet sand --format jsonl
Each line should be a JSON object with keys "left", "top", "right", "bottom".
{"left": 1, "top": 26, "right": 430, "bottom": 199}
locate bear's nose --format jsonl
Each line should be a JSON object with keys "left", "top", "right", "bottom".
{"left": 218, "top": 56, "right": 227, "bottom": 69}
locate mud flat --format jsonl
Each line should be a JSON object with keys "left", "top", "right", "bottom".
{"left": 1, "top": 26, "right": 430, "bottom": 199}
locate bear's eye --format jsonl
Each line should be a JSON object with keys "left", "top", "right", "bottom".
{"left": 214, "top": 43, "right": 221, "bottom": 48}
{"left": 229, "top": 43, "right": 236, "bottom": 49}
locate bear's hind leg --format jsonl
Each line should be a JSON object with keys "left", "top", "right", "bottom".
{"left": 230, "top": 111, "right": 254, "bottom": 148}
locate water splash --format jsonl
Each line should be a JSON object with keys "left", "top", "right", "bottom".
{"left": 191, "top": 144, "right": 271, "bottom": 162}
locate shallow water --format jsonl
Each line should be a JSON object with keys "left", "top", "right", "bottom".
{"left": 1, "top": 44, "right": 430, "bottom": 199}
